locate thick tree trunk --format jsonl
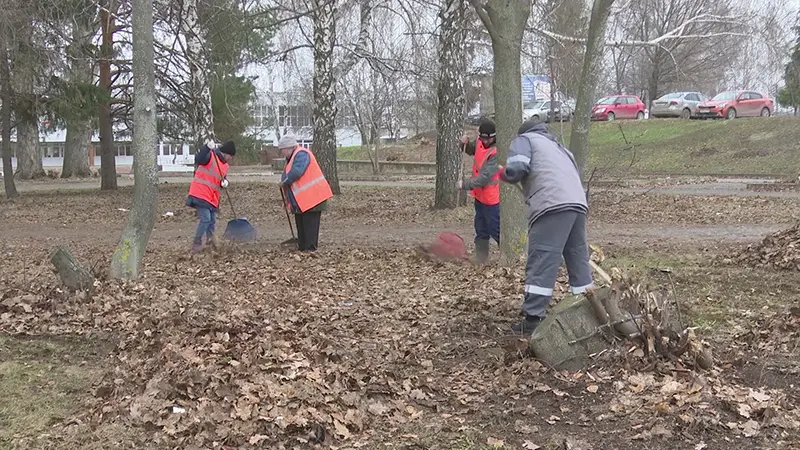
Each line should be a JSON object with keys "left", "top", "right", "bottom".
{"left": 63, "top": 127, "right": 92, "bottom": 177}
{"left": 15, "top": 123, "right": 42, "bottom": 179}
{"left": 434, "top": 0, "right": 467, "bottom": 209}
{"left": 311, "top": 0, "right": 340, "bottom": 194}
{"left": 50, "top": 247, "right": 95, "bottom": 290}
{"left": 0, "top": 34, "right": 18, "bottom": 198}
{"left": 99, "top": 0, "right": 117, "bottom": 190}
{"left": 471, "top": 0, "right": 530, "bottom": 265}
{"left": 569, "top": 0, "right": 615, "bottom": 176}
{"left": 62, "top": 13, "right": 94, "bottom": 179}
{"left": 11, "top": 22, "right": 44, "bottom": 180}
{"left": 181, "top": 0, "right": 214, "bottom": 146}
{"left": 109, "top": 0, "right": 158, "bottom": 280}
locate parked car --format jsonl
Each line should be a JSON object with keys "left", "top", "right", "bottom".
{"left": 523, "top": 100, "right": 574, "bottom": 123}
{"left": 695, "top": 90, "right": 774, "bottom": 119}
{"left": 591, "top": 95, "right": 646, "bottom": 121}
{"left": 650, "top": 91, "right": 707, "bottom": 119}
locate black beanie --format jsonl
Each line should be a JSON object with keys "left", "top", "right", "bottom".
{"left": 478, "top": 120, "right": 496, "bottom": 138}
{"left": 219, "top": 140, "right": 236, "bottom": 156}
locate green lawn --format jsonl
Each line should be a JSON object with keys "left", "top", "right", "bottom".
{"left": 338, "top": 117, "right": 800, "bottom": 177}
{"left": 577, "top": 117, "right": 800, "bottom": 176}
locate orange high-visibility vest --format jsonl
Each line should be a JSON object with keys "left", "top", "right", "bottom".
{"left": 284, "top": 146, "right": 334, "bottom": 213}
{"left": 188, "top": 151, "right": 228, "bottom": 208}
{"left": 471, "top": 140, "right": 500, "bottom": 205}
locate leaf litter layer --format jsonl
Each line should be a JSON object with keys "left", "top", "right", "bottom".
{"left": 1, "top": 184, "right": 799, "bottom": 448}
{"left": 1, "top": 240, "right": 798, "bottom": 449}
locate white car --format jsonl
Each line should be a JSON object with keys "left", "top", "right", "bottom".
{"left": 523, "top": 100, "right": 574, "bottom": 123}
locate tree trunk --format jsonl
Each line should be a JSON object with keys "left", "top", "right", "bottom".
{"left": 15, "top": 123, "right": 42, "bottom": 179}
{"left": 647, "top": 59, "right": 660, "bottom": 112}
{"left": 0, "top": 32, "right": 18, "bottom": 198}
{"left": 311, "top": 0, "right": 340, "bottom": 194}
{"left": 50, "top": 246, "right": 95, "bottom": 291}
{"left": 109, "top": 0, "right": 158, "bottom": 280}
{"left": 62, "top": 13, "right": 94, "bottom": 179}
{"left": 99, "top": 0, "right": 117, "bottom": 190}
{"left": 63, "top": 127, "right": 92, "bottom": 177}
{"left": 471, "top": 0, "right": 531, "bottom": 265}
{"left": 11, "top": 21, "right": 45, "bottom": 180}
{"left": 569, "top": 0, "right": 615, "bottom": 176}
{"left": 181, "top": 0, "right": 214, "bottom": 146}
{"left": 434, "top": 0, "right": 467, "bottom": 209}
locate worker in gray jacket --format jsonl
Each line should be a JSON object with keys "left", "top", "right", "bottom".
{"left": 501, "top": 120, "right": 594, "bottom": 335}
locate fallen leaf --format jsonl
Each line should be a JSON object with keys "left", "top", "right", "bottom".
{"left": 586, "top": 385, "right": 599, "bottom": 393}
{"left": 523, "top": 441, "right": 541, "bottom": 450}
{"left": 487, "top": 437, "right": 504, "bottom": 447}
{"left": 334, "top": 420, "right": 351, "bottom": 440}
{"left": 749, "top": 390, "right": 771, "bottom": 402}
{"left": 742, "top": 419, "right": 760, "bottom": 437}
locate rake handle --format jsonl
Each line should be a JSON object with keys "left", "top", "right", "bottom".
{"left": 278, "top": 185, "right": 296, "bottom": 239}
{"left": 224, "top": 187, "right": 237, "bottom": 218}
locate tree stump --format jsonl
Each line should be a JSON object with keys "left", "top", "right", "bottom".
{"left": 50, "top": 246, "right": 94, "bottom": 291}
{"left": 528, "top": 287, "right": 612, "bottom": 371}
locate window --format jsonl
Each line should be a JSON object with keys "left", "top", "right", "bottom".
{"left": 687, "top": 94, "right": 701, "bottom": 102}
{"left": 43, "top": 143, "right": 64, "bottom": 158}
{"left": 251, "top": 103, "right": 272, "bottom": 128}
{"left": 738, "top": 92, "right": 750, "bottom": 100}
{"left": 623, "top": 97, "right": 636, "bottom": 104}
{"left": 116, "top": 144, "right": 132, "bottom": 156}
{"left": 596, "top": 96, "right": 618, "bottom": 105}
{"left": 278, "top": 105, "right": 313, "bottom": 128}
{"left": 162, "top": 143, "right": 182, "bottom": 155}
{"left": 747, "top": 92, "right": 762, "bottom": 99}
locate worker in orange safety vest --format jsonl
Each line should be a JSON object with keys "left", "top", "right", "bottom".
{"left": 278, "top": 135, "right": 334, "bottom": 251}
{"left": 186, "top": 140, "right": 236, "bottom": 253}
{"left": 457, "top": 120, "right": 500, "bottom": 264}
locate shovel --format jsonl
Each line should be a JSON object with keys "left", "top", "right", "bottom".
{"left": 278, "top": 186, "right": 298, "bottom": 246}
{"left": 222, "top": 187, "right": 257, "bottom": 242}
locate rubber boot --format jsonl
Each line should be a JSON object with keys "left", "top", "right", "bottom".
{"left": 475, "top": 239, "right": 490, "bottom": 265}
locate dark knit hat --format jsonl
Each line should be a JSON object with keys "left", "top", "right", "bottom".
{"left": 219, "top": 140, "right": 236, "bottom": 156}
{"left": 478, "top": 120, "right": 496, "bottom": 138}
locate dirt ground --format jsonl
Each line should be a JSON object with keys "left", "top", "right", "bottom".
{"left": 1, "top": 181, "right": 799, "bottom": 449}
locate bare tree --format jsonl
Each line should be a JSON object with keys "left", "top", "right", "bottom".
{"left": 434, "top": 0, "right": 467, "bottom": 209}
{"left": 181, "top": 0, "right": 215, "bottom": 145}
{"left": 620, "top": 0, "right": 738, "bottom": 105}
{"left": 62, "top": 2, "right": 97, "bottom": 179}
{"left": 109, "top": 0, "right": 158, "bottom": 280}
{"left": 11, "top": 16, "right": 45, "bottom": 179}
{"left": 98, "top": 0, "right": 119, "bottom": 190}
{"left": 469, "top": 0, "right": 531, "bottom": 264}
{"left": 570, "top": 0, "right": 615, "bottom": 176}
{"left": 311, "top": 0, "right": 339, "bottom": 194}
{"left": 0, "top": 24, "right": 18, "bottom": 198}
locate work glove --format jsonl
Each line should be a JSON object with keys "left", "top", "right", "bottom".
{"left": 206, "top": 139, "right": 219, "bottom": 150}
{"left": 221, "top": 179, "right": 229, "bottom": 188}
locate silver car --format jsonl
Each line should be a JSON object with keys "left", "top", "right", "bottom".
{"left": 650, "top": 91, "right": 707, "bottom": 119}
{"left": 523, "top": 100, "right": 574, "bottom": 123}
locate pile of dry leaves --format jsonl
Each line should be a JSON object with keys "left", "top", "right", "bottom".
{"left": 729, "top": 222, "right": 800, "bottom": 270}
{"left": 1, "top": 242, "right": 799, "bottom": 448}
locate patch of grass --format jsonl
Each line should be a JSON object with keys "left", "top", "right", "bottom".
{"left": 598, "top": 249, "right": 800, "bottom": 334}
{"left": 337, "top": 145, "right": 366, "bottom": 160}
{"left": 348, "top": 117, "right": 800, "bottom": 176}
{"left": 571, "top": 117, "right": 800, "bottom": 176}
{"left": 0, "top": 335, "right": 103, "bottom": 446}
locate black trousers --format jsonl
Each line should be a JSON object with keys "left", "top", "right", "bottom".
{"left": 294, "top": 211, "right": 321, "bottom": 251}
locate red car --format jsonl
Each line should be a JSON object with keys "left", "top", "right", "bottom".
{"left": 591, "top": 95, "right": 646, "bottom": 121}
{"left": 695, "top": 90, "right": 774, "bottom": 119}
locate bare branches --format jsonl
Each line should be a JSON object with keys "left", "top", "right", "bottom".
{"left": 533, "top": 13, "right": 747, "bottom": 49}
